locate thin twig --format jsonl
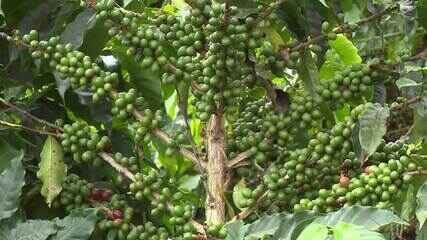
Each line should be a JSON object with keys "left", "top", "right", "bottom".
{"left": 227, "top": 150, "right": 253, "bottom": 169}
{"left": 0, "top": 120, "right": 60, "bottom": 137}
{"left": 0, "top": 97, "right": 62, "bottom": 131}
{"left": 407, "top": 170, "right": 427, "bottom": 176}
{"left": 98, "top": 152, "right": 136, "bottom": 181}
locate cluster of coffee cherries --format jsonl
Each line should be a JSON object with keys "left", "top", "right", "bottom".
{"left": 111, "top": 89, "right": 145, "bottom": 120}
{"left": 129, "top": 169, "right": 171, "bottom": 215}
{"left": 60, "top": 121, "right": 110, "bottom": 166}
{"left": 113, "top": 152, "right": 140, "bottom": 173}
{"left": 169, "top": 204, "right": 197, "bottom": 240}
{"left": 133, "top": 109, "right": 164, "bottom": 144}
{"left": 316, "top": 64, "right": 376, "bottom": 107}
{"left": 19, "top": 30, "right": 119, "bottom": 102}
{"left": 166, "top": 128, "right": 188, "bottom": 157}
{"left": 294, "top": 143, "right": 418, "bottom": 213}
{"left": 54, "top": 174, "right": 93, "bottom": 212}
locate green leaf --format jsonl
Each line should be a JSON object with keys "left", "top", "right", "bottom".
{"left": 226, "top": 220, "right": 247, "bottom": 240}
{"left": 401, "top": 184, "right": 417, "bottom": 222}
{"left": 245, "top": 214, "right": 282, "bottom": 238}
{"left": 60, "top": 9, "right": 95, "bottom": 48}
{"left": 111, "top": 42, "right": 163, "bottom": 110}
{"left": 51, "top": 208, "right": 99, "bottom": 240}
{"left": 341, "top": 0, "right": 362, "bottom": 24}
{"left": 332, "top": 222, "right": 386, "bottom": 240}
{"left": 328, "top": 34, "right": 362, "bottom": 65}
{"left": 178, "top": 175, "right": 200, "bottom": 192}
{"left": 38, "top": 136, "right": 67, "bottom": 207}
{"left": 8, "top": 220, "right": 57, "bottom": 240}
{"left": 319, "top": 50, "right": 346, "bottom": 80}
{"left": 315, "top": 206, "right": 406, "bottom": 230}
{"left": 0, "top": 137, "right": 19, "bottom": 172}
{"left": 272, "top": 211, "right": 318, "bottom": 240}
{"left": 296, "top": 223, "right": 328, "bottom": 240}
{"left": 359, "top": 103, "right": 390, "bottom": 157}
{"left": 298, "top": 49, "right": 319, "bottom": 95}
{"left": 416, "top": 181, "right": 427, "bottom": 228}
{"left": 396, "top": 77, "right": 421, "bottom": 90}
{"left": 0, "top": 151, "right": 25, "bottom": 221}
{"left": 165, "top": 91, "right": 178, "bottom": 120}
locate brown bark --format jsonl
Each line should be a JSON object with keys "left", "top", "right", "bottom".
{"left": 205, "top": 113, "right": 226, "bottom": 225}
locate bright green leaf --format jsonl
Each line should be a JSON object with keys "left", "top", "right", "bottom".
{"left": 333, "top": 222, "right": 386, "bottom": 240}
{"left": 359, "top": 104, "right": 390, "bottom": 157}
{"left": 319, "top": 50, "right": 346, "bottom": 80}
{"left": 296, "top": 223, "right": 328, "bottom": 240}
{"left": 329, "top": 34, "right": 362, "bottom": 65}
{"left": 318, "top": 0, "right": 329, "bottom": 7}
{"left": 38, "top": 136, "right": 67, "bottom": 207}
{"left": 315, "top": 206, "right": 406, "bottom": 230}
{"left": 0, "top": 151, "right": 25, "bottom": 221}
{"left": 178, "top": 175, "right": 200, "bottom": 192}
{"left": 165, "top": 91, "right": 178, "bottom": 120}
{"left": 401, "top": 184, "right": 417, "bottom": 222}
{"left": 416, "top": 181, "right": 427, "bottom": 228}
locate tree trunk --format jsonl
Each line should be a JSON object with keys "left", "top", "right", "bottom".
{"left": 205, "top": 113, "right": 226, "bottom": 225}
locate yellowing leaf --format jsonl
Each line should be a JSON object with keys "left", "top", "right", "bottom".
{"left": 38, "top": 136, "right": 67, "bottom": 207}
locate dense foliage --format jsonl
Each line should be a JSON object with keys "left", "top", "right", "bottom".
{"left": 0, "top": 0, "right": 426, "bottom": 239}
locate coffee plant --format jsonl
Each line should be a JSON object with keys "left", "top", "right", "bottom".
{"left": 0, "top": 0, "right": 426, "bottom": 239}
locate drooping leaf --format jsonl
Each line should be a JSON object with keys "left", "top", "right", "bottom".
{"left": 38, "top": 136, "right": 67, "bottom": 207}
{"left": 416, "top": 181, "right": 427, "bottom": 228}
{"left": 8, "top": 220, "right": 57, "bottom": 240}
{"left": 328, "top": 34, "right": 362, "bottom": 65}
{"left": 225, "top": 220, "right": 247, "bottom": 240}
{"left": 272, "top": 211, "right": 318, "bottom": 240}
{"left": 358, "top": 103, "right": 390, "bottom": 157}
{"left": 296, "top": 223, "right": 328, "bottom": 240}
{"left": 60, "top": 9, "right": 95, "bottom": 48}
{"left": 315, "top": 206, "right": 406, "bottom": 230}
{"left": 0, "top": 151, "right": 25, "bottom": 220}
{"left": 50, "top": 208, "right": 99, "bottom": 240}
{"left": 245, "top": 214, "right": 282, "bottom": 238}
{"left": 332, "top": 222, "right": 386, "bottom": 240}
{"left": 396, "top": 77, "right": 421, "bottom": 90}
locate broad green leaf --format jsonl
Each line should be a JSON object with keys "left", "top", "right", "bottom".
{"left": 332, "top": 222, "right": 386, "bottom": 240}
{"left": 416, "top": 181, "right": 427, "bottom": 228}
{"left": 0, "top": 151, "right": 25, "bottom": 220}
{"left": 329, "top": 34, "right": 362, "bottom": 65}
{"left": 245, "top": 214, "right": 282, "bottom": 238}
{"left": 51, "top": 208, "right": 99, "bottom": 240}
{"left": 359, "top": 103, "right": 390, "bottom": 156}
{"left": 190, "top": 118, "right": 202, "bottom": 145}
{"left": 60, "top": 9, "right": 95, "bottom": 48}
{"left": 226, "top": 220, "right": 247, "bottom": 240}
{"left": 319, "top": 50, "right": 346, "bottom": 80}
{"left": 178, "top": 175, "right": 200, "bottom": 192}
{"left": 0, "top": 137, "right": 19, "bottom": 172}
{"left": 38, "top": 136, "right": 67, "bottom": 207}
{"left": 272, "top": 211, "right": 318, "bottom": 240}
{"left": 296, "top": 223, "right": 328, "bottom": 240}
{"left": 315, "top": 206, "right": 406, "bottom": 230}
{"left": 401, "top": 184, "right": 417, "bottom": 222}
{"left": 8, "top": 220, "right": 56, "bottom": 240}
{"left": 165, "top": 91, "right": 178, "bottom": 120}
{"left": 335, "top": 105, "right": 351, "bottom": 122}
{"left": 396, "top": 77, "right": 421, "bottom": 90}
